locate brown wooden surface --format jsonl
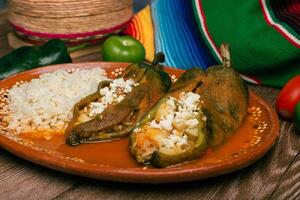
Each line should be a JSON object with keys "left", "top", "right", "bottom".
{"left": 0, "top": 22, "right": 299, "bottom": 200}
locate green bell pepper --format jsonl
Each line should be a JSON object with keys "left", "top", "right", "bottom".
{"left": 0, "top": 39, "right": 72, "bottom": 79}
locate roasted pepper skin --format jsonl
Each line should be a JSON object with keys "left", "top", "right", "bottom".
{"left": 133, "top": 108, "right": 209, "bottom": 168}
{"left": 130, "top": 68, "right": 209, "bottom": 168}
{"left": 130, "top": 44, "right": 249, "bottom": 167}
{"left": 198, "top": 65, "right": 249, "bottom": 147}
{"left": 0, "top": 39, "right": 72, "bottom": 79}
{"left": 151, "top": 131, "right": 208, "bottom": 168}
{"left": 66, "top": 53, "right": 171, "bottom": 146}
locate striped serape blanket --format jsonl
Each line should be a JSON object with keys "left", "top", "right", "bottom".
{"left": 125, "top": 0, "right": 300, "bottom": 88}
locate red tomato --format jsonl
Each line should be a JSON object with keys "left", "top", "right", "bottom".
{"left": 276, "top": 76, "right": 300, "bottom": 119}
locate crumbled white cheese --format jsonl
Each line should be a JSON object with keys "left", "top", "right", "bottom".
{"left": 88, "top": 102, "right": 105, "bottom": 117}
{"left": 159, "top": 113, "right": 174, "bottom": 132}
{"left": 148, "top": 92, "right": 202, "bottom": 149}
{"left": 186, "top": 127, "right": 198, "bottom": 137}
{"left": 99, "top": 87, "right": 109, "bottom": 96}
{"left": 133, "top": 127, "right": 141, "bottom": 133}
{"left": 149, "top": 120, "right": 161, "bottom": 129}
{"left": 161, "top": 137, "right": 175, "bottom": 148}
{"left": 172, "top": 134, "right": 188, "bottom": 146}
{"left": 185, "top": 119, "right": 199, "bottom": 129}
{"left": 166, "top": 97, "right": 177, "bottom": 108}
{"left": 124, "top": 80, "right": 135, "bottom": 93}
{"left": 110, "top": 78, "right": 135, "bottom": 93}
{"left": 178, "top": 92, "right": 201, "bottom": 112}
{"left": 116, "top": 95, "right": 125, "bottom": 103}
{"left": 175, "top": 111, "right": 195, "bottom": 120}
{"left": 162, "top": 134, "right": 188, "bottom": 148}
{"left": 87, "top": 78, "right": 138, "bottom": 118}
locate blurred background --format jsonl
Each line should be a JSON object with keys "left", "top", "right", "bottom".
{"left": 133, "top": 0, "right": 148, "bottom": 12}
{"left": 0, "top": 0, "right": 6, "bottom": 9}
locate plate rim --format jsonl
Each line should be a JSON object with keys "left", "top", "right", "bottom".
{"left": 0, "top": 62, "right": 280, "bottom": 183}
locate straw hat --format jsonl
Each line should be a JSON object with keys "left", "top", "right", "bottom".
{"left": 8, "top": 0, "right": 133, "bottom": 43}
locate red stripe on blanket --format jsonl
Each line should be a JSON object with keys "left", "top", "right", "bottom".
{"left": 259, "top": 0, "right": 300, "bottom": 48}
{"left": 197, "top": 0, "right": 222, "bottom": 60}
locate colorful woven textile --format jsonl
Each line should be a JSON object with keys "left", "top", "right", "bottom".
{"left": 124, "top": 0, "right": 300, "bottom": 88}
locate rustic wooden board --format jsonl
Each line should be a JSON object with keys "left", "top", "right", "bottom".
{"left": 0, "top": 149, "right": 75, "bottom": 200}
{"left": 269, "top": 141, "right": 300, "bottom": 200}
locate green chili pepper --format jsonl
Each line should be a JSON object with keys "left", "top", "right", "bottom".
{"left": 0, "top": 39, "right": 72, "bottom": 79}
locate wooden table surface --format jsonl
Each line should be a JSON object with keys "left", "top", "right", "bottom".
{"left": 0, "top": 20, "right": 299, "bottom": 200}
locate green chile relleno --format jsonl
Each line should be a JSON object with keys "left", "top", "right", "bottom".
{"left": 0, "top": 39, "right": 72, "bottom": 79}
{"left": 65, "top": 53, "right": 171, "bottom": 146}
{"left": 130, "top": 44, "right": 249, "bottom": 167}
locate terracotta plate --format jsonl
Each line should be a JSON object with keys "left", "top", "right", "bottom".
{"left": 0, "top": 62, "right": 280, "bottom": 183}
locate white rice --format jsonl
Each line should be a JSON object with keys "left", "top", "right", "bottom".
{"left": 5, "top": 68, "right": 108, "bottom": 134}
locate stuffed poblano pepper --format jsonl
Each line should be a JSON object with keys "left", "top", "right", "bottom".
{"left": 0, "top": 39, "right": 72, "bottom": 79}
{"left": 130, "top": 44, "right": 249, "bottom": 167}
{"left": 65, "top": 53, "right": 172, "bottom": 146}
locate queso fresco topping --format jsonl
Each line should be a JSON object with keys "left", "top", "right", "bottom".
{"left": 78, "top": 78, "right": 138, "bottom": 123}
{"left": 148, "top": 92, "right": 202, "bottom": 149}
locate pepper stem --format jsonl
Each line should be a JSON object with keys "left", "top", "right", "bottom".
{"left": 220, "top": 43, "right": 231, "bottom": 68}
{"left": 151, "top": 52, "right": 165, "bottom": 66}
{"left": 67, "top": 43, "right": 89, "bottom": 53}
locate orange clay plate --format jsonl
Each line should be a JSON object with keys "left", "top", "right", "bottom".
{"left": 0, "top": 62, "right": 279, "bottom": 183}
